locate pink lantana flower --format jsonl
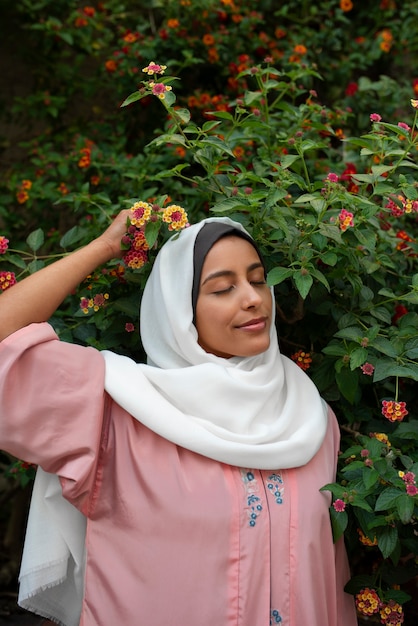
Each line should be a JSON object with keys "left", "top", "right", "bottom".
{"left": 0, "top": 271, "right": 16, "bottom": 291}
{"left": 326, "top": 172, "right": 339, "bottom": 182}
{"left": 361, "top": 363, "right": 375, "bottom": 376}
{"left": 125, "top": 323, "right": 135, "bottom": 333}
{"left": 150, "top": 82, "right": 172, "bottom": 100}
{"left": 130, "top": 201, "right": 152, "bottom": 228}
{"left": 333, "top": 499, "right": 346, "bottom": 512}
{"left": 398, "top": 121, "right": 410, "bottom": 131}
{"left": 370, "top": 113, "right": 382, "bottom": 122}
{"left": 338, "top": 208, "right": 354, "bottom": 231}
{"left": 0, "top": 236, "right": 9, "bottom": 254}
{"left": 406, "top": 484, "right": 418, "bottom": 496}
{"left": 162, "top": 204, "right": 189, "bottom": 231}
{"left": 142, "top": 61, "right": 167, "bottom": 75}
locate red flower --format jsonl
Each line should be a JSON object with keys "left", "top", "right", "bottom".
{"left": 345, "top": 82, "right": 358, "bottom": 96}
{"left": 381, "top": 400, "right": 408, "bottom": 422}
{"left": 391, "top": 304, "right": 408, "bottom": 325}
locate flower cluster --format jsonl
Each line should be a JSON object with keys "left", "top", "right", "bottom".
{"left": 361, "top": 362, "right": 375, "bottom": 376}
{"left": 79, "top": 293, "right": 109, "bottom": 314}
{"left": 161, "top": 205, "right": 189, "bottom": 231}
{"left": 381, "top": 400, "right": 409, "bottom": 423}
{"left": 386, "top": 194, "right": 418, "bottom": 217}
{"left": 290, "top": 350, "right": 312, "bottom": 371}
{"left": 398, "top": 471, "right": 418, "bottom": 497}
{"left": 380, "top": 600, "right": 404, "bottom": 625}
{"left": 142, "top": 61, "right": 167, "bottom": 75}
{"left": 141, "top": 61, "right": 172, "bottom": 100}
{"left": 333, "top": 498, "right": 346, "bottom": 512}
{"left": 338, "top": 209, "right": 354, "bottom": 231}
{"left": 0, "top": 271, "right": 16, "bottom": 291}
{"left": 355, "top": 587, "right": 381, "bottom": 616}
{"left": 121, "top": 201, "right": 189, "bottom": 270}
{"left": 0, "top": 235, "right": 9, "bottom": 254}
{"left": 122, "top": 229, "right": 149, "bottom": 269}
{"left": 357, "top": 528, "right": 378, "bottom": 547}
{"left": 370, "top": 432, "right": 391, "bottom": 447}
{"left": 78, "top": 146, "right": 92, "bottom": 169}
{"left": 16, "top": 179, "right": 32, "bottom": 204}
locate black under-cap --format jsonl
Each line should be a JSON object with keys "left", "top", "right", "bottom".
{"left": 192, "top": 222, "right": 266, "bottom": 323}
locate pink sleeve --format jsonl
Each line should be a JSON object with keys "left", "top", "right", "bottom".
{"left": 0, "top": 323, "right": 106, "bottom": 511}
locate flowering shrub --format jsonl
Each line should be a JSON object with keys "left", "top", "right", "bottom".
{"left": 1, "top": 0, "right": 418, "bottom": 620}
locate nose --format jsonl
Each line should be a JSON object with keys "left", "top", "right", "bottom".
{"left": 241, "top": 282, "right": 262, "bottom": 309}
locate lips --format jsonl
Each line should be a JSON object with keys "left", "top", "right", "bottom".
{"left": 237, "top": 317, "right": 267, "bottom": 330}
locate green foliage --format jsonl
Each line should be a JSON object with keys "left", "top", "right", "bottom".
{"left": 1, "top": 0, "right": 418, "bottom": 618}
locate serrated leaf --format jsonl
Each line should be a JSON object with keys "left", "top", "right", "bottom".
{"left": 144, "top": 220, "right": 161, "bottom": 248}
{"left": 4, "top": 254, "right": 27, "bottom": 270}
{"left": 120, "top": 90, "right": 147, "bottom": 107}
{"left": 26, "top": 228, "right": 44, "bottom": 252}
{"left": 362, "top": 466, "right": 380, "bottom": 490}
{"left": 335, "top": 368, "right": 359, "bottom": 404}
{"left": 350, "top": 347, "right": 368, "bottom": 370}
{"left": 375, "top": 487, "right": 403, "bottom": 511}
{"left": 293, "top": 271, "right": 313, "bottom": 299}
{"left": 334, "top": 326, "right": 363, "bottom": 341}
{"left": 321, "top": 251, "right": 338, "bottom": 266}
{"left": 60, "top": 226, "right": 85, "bottom": 249}
{"left": 396, "top": 494, "right": 415, "bottom": 523}
{"left": 376, "top": 525, "right": 398, "bottom": 559}
{"left": 280, "top": 154, "right": 300, "bottom": 169}
{"left": 371, "top": 336, "right": 398, "bottom": 357}
{"left": 267, "top": 266, "right": 293, "bottom": 286}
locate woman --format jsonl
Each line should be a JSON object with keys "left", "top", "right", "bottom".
{"left": 0, "top": 212, "right": 358, "bottom": 626}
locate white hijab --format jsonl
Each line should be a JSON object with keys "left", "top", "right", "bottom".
{"left": 19, "top": 217, "right": 327, "bottom": 625}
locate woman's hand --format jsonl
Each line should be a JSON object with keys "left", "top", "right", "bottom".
{"left": 96, "top": 209, "right": 132, "bottom": 261}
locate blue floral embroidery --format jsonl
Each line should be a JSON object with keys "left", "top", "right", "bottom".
{"left": 266, "top": 472, "right": 284, "bottom": 505}
{"left": 241, "top": 470, "right": 263, "bottom": 527}
{"left": 270, "top": 608, "right": 282, "bottom": 624}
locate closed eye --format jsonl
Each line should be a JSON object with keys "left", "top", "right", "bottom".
{"left": 213, "top": 285, "right": 235, "bottom": 294}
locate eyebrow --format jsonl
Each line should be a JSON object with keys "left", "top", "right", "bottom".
{"left": 201, "top": 262, "right": 264, "bottom": 286}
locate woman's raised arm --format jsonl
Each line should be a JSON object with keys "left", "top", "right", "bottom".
{"left": 0, "top": 210, "right": 130, "bottom": 342}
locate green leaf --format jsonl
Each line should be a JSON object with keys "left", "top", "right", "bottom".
{"left": 174, "top": 108, "right": 191, "bottom": 124}
{"left": 371, "top": 336, "right": 399, "bottom": 358}
{"left": 375, "top": 487, "right": 403, "bottom": 511}
{"left": 330, "top": 507, "right": 348, "bottom": 542}
{"left": 120, "top": 90, "right": 147, "bottom": 107}
{"left": 309, "top": 268, "right": 330, "bottom": 291}
{"left": 267, "top": 266, "right": 293, "bottom": 286}
{"left": 396, "top": 494, "right": 415, "bottom": 523}
{"left": 376, "top": 525, "right": 399, "bottom": 559}
{"left": 362, "top": 466, "right": 380, "bottom": 490}
{"left": 320, "top": 251, "right": 338, "bottom": 266}
{"left": 60, "top": 226, "right": 85, "bottom": 249}
{"left": 4, "top": 254, "right": 27, "bottom": 270}
{"left": 334, "top": 326, "right": 363, "bottom": 341}
{"left": 335, "top": 368, "right": 359, "bottom": 404}
{"left": 317, "top": 222, "right": 343, "bottom": 244}
{"left": 144, "top": 220, "right": 161, "bottom": 248}
{"left": 293, "top": 270, "right": 313, "bottom": 299}
{"left": 350, "top": 347, "right": 368, "bottom": 370}
{"left": 200, "top": 136, "right": 235, "bottom": 157}
{"left": 280, "top": 154, "right": 300, "bottom": 169}
{"left": 373, "top": 359, "right": 418, "bottom": 382}
{"left": 393, "top": 421, "right": 418, "bottom": 440}
{"left": 26, "top": 228, "right": 44, "bottom": 252}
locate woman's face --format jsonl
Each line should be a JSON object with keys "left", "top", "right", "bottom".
{"left": 195, "top": 236, "right": 272, "bottom": 358}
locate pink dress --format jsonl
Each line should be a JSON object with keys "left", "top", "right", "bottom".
{"left": 0, "top": 323, "right": 358, "bottom": 626}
